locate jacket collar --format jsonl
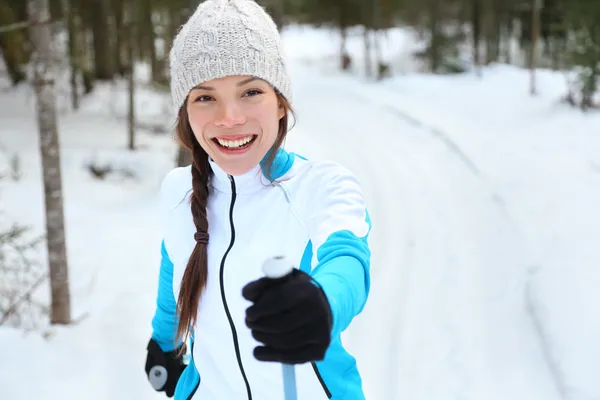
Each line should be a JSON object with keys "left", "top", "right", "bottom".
{"left": 209, "top": 148, "right": 295, "bottom": 195}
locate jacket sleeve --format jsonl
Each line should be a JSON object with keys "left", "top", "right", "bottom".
{"left": 150, "top": 240, "right": 181, "bottom": 352}
{"left": 150, "top": 167, "right": 191, "bottom": 352}
{"left": 304, "top": 162, "right": 372, "bottom": 339}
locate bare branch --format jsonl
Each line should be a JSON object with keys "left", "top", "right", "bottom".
{"left": 0, "top": 18, "right": 54, "bottom": 34}
{"left": 0, "top": 220, "right": 47, "bottom": 329}
{"left": 0, "top": 21, "right": 30, "bottom": 34}
{"left": 0, "top": 272, "right": 47, "bottom": 326}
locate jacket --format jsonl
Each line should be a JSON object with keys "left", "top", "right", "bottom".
{"left": 150, "top": 148, "right": 372, "bottom": 400}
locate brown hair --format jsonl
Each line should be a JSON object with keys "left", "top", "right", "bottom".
{"left": 173, "top": 90, "right": 294, "bottom": 346}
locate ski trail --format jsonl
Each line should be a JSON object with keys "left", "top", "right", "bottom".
{"left": 340, "top": 76, "right": 567, "bottom": 400}
{"left": 286, "top": 63, "right": 564, "bottom": 400}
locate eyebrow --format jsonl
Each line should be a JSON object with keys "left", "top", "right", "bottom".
{"left": 193, "top": 77, "right": 259, "bottom": 91}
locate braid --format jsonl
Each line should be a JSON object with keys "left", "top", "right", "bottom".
{"left": 175, "top": 137, "right": 212, "bottom": 345}
{"left": 190, "top": 140, "right": 210, "bottom": 234}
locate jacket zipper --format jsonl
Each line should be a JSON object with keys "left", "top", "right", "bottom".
{"left": 188, "top": 176, "right": 329, "bottom": 400}
{"left": 311, "top": 361, "right": 332, "bottom": 398}
{"left": 219, "top": 175, "right": 253, "bottom": 399}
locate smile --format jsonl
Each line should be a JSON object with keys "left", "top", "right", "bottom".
{"left": 213, "top": 135, "right": 257, "bottom": 150}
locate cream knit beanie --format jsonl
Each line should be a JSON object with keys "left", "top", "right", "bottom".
{"left": 169, "top": 0, "right": 291, "bottom": 113}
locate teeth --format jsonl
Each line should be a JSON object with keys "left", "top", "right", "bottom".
{"left": 217, "top": 136, "right": 254, "bottom": 148}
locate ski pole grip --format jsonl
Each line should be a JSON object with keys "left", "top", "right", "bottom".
{"left": 262, "top": 255, "right": 294, "bottom": 279}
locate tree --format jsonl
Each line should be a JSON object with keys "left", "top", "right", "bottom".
{"left": 27, "top": 0, "right": 72, "bottom": 324}
{"left": 530, "top": 0, "right": 542, "bottom": 95}
{"left": 125, "top": 0, "right": 136, "bottom": 150}
{"left": 564, "top": 0, "right": 600, "bottom": 109}
{"left": 0, "top": 0, "right": 29, "bottom": 85}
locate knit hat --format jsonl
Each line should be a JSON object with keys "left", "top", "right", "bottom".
{"left": 168, "top": 0, "right": 292, "bottom": 113}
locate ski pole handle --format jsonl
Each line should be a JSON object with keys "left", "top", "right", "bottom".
{"left": 262, "top": 256, "right": 298, "bottom": 400}
{"left": 262, "top": 255, "right": 294, "bottom": 279}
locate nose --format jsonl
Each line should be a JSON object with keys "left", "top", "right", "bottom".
{"left": 214, "top": 102, "right": 246, "bottom": 128}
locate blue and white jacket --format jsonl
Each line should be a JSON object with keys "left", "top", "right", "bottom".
{"left": 151, "top": 148, "right": 372, "bottom": 400}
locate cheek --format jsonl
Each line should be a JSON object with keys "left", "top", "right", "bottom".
{"left": 254, "top": 107, "right": 281, "bottom": 135}
{"left": 187, "top": 109, "right": 210, "bottom": 138}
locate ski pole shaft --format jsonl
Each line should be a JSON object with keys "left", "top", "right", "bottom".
{"left": 282, "top": 363, "right": 298, "bottom": 400}
{"left": 263, "top": 256, "right": 298, "bottom": 400}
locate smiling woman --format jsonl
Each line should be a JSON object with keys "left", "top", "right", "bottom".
{"left": 143, "top": 1, "right": 373, "bottom": 400}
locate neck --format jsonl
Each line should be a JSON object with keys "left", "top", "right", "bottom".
{"left": 208, "top": 148, "right": 295, "bottom": 194}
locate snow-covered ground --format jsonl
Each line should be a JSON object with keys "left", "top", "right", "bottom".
{"left": 1, "top": 25, "right": 599, "bottom": 400}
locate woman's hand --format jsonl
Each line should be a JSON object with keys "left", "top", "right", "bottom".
{"left": 145, "top": 338, "right": 187, "bottom": 397}
{"left": 242, "top": 269, "right": 333, "bottom": 364}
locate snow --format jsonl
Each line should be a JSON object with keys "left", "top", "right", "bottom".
{"left": 1, "top": 25, "right": 599, "bottom": 400}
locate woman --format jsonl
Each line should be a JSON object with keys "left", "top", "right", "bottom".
{"left": 144, "top": 0, "right": 372, "bottom": 399}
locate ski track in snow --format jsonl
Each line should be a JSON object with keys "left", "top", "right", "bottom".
{"left": 286, "top": 64, "right": 564, "bottom": 400}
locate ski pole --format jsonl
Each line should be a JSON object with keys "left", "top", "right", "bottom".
{"left": 262, "top": 256, "right": 298, "bottom": 400}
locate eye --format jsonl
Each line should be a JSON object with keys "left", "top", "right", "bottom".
{"left": 194, "top": 95, "right": 213, "bottom": 102}
{"left": 243, "top": 89, "right": 263, "bottom": 97}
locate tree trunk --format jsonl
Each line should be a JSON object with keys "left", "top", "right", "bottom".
{"left": 364, "top": 26, "right": 372, "bottom": 77}
{"left": 128, "top": 35, "right": 135, "bottom": 150}
{"left": 339, "top": 4, "right": 351, "bottom": 71}
{"left": 372, "top": 0, "right": 387, "bottom": 80}
{"left": 530, "top": 0, "right": 541, "bottom": 95}
{"left": 484, "top": 0, "right": 501, "bottom": 64}
{"left": 113, "top": 0, "right": 125, "bottom": 76}
{"left": 0, "top": 0, "right": 28, "bottom": 85}
{"left": 163, "top": 5, "right": 180, "bottom": 82}
{"left": 27, "top": 0, "right": 72, "bottom": 325}
{"left": 126, "top": 0, "right": 135, "bottom": 150}
{"left": 91, "top": 0, "right": 114, "bottom": 80}
{"left": 340, "top": 26, "right": 350, "bottom": 70}
{"left": 472, "top": 0, "right": 481, "bottom": 75}
{"left": 428, "top": 0, "right": 442, "bottom": 73}
{"left": 501, "top": 16, "right": 512, "bottom": 64}
{"left": 64, "top": 0, "right": 79, "bottom": 110}
{"left": 139, "top": 0, "right": 160, "bottom": 82}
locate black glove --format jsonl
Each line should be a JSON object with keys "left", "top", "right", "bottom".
{"left": 145, "top": 338, "right": 186, "bottom": 398}
{"left": 242, "top": 268, "right": 333, "bottom": 364}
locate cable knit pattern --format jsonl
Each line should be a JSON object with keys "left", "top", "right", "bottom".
{"left": 169, "top": 0, "right": 291, "bottom": 113}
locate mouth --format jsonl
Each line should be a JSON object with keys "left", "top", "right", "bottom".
{"left": 212, "top": 135, "right": 258, "bottom": 151}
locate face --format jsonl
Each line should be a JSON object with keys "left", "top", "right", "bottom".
{"left": 186, "top": 75, "right": 285, "bottom": 176}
